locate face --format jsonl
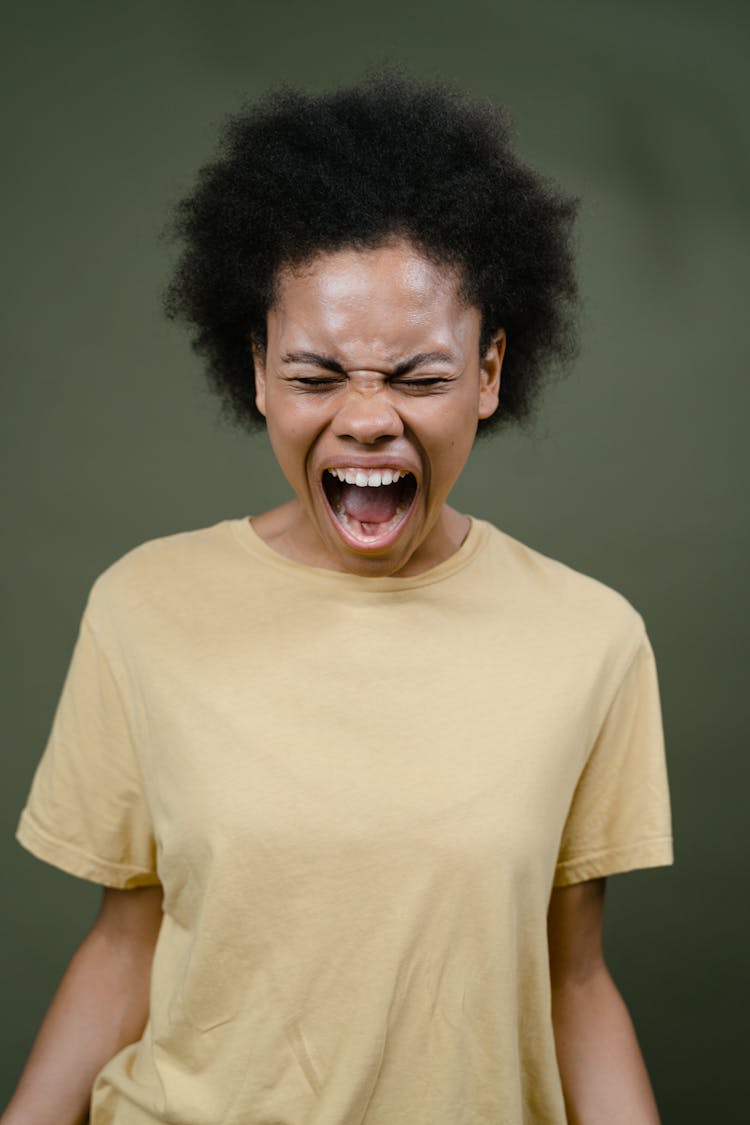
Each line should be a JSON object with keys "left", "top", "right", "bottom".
{"left": 252, "top": 238, "right": 504, "bottom": 578}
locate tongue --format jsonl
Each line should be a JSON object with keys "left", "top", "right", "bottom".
{"left": 341, "top": 483, "right": 400, "bottom": 524}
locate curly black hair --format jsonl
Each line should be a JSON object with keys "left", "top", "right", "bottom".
{"left": 164, "top": 68, "right": 579, "bottom": 437}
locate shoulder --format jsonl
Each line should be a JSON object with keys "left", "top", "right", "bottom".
{"left": 84, "top": 518, "right": 246, "bottom": 637}
{"left": 478, "top": 519, "right": 646, "bottom": 668}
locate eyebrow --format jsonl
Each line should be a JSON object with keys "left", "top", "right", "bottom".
{"left": 280, "top": 350, "right": 457, "bottom": 376}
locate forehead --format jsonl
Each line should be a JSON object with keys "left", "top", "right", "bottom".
{"left": 269, "top": 240, "right": 480, "bottom": 361}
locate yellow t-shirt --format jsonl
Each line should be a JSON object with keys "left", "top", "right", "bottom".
{"left": 16, "top": 515, "right": 674, "bottom": 1124}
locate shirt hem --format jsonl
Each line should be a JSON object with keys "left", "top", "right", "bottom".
{"left": 15, "top": 810, "right": 161, "bottom": 889}
{"left": 552, "top": 836, "right": 674, "bottom": 886}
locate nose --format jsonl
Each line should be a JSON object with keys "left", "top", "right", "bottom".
{"left": 331, "top": 385, "right": 404, "bottom": 444}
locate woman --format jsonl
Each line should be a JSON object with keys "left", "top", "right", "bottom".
{"left": 5, "top": 71, "right": 673, "bottom": 1124}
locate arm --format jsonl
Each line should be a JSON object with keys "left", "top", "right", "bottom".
{"left": 1, "top": 883, "right": 164, "bottom": 1125}
{"left": 547, "top": 877, "right": 662, "bottom": 1125}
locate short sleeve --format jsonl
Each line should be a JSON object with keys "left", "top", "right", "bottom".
{"left": 15, "top": 612, "right": 160, "bottom": 888}
{"left": 553, "top": 628, "right": 674, "bottom": 887}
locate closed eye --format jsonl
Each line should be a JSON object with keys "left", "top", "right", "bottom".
{"left": 396, "top": 378, "right": 449, "bottom": 388}
{"left": 289, "top": 375, "right": 450, "bottom": 390}
{"left": 293, "top": 377, "right": 342, "bottom": 386}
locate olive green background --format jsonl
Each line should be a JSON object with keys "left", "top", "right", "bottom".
{"left": 2, "top": 0, "right": 747, "bottom": 1117}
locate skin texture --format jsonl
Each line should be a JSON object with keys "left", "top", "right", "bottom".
{"left": 251, "top": 238, "right": 504, "bottom": 578}
{"left": 548, "top": 878, "right": 663, "bottom": 1123}
{"left": 1, "top": 885, "right": 163, "bottom": 1125}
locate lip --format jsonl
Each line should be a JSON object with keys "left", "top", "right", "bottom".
{"left": 316, "top": 463, "right": 420, "bottom": 554}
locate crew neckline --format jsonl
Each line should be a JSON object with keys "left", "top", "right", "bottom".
{"left": 229, "top": 514, "right": 490, "bottom": 591}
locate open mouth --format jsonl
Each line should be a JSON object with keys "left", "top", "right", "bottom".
{"left": 321, "top": 467, "right": 418, "bottom": 547}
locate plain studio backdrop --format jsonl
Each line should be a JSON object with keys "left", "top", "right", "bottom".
{"left": 1, "top": 1, "right": 747, "bottom": 1119}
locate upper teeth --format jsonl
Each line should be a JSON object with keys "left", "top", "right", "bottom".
{"left": 326, "top": 468, "right": 409, "bottom": 487}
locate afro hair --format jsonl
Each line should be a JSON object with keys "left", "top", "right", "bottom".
{"left": 164, "top": 68, "right": 579, "bottom": 437}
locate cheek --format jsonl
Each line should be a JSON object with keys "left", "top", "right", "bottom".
{"left": 435, "top": 401, "right": 480, "bottom": 454}
{"left": 265, "top": 398, "right": 303, "bottom": 443}
{"left": 440, "top": 413, "right": 480, "bottom": 479}
{"left": 265, "top": 413, "right": 320, "bottom": 485}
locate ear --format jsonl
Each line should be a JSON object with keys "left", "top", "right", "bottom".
{"left": 251, "top": 337, "right": 267, "bottom": 418}
{"left": 478, "top": 329, "right": 505, "bottom": 420}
